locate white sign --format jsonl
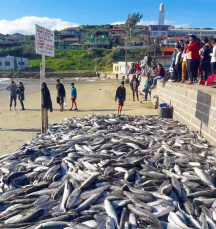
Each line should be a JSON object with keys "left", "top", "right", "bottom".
{"left": 35, "top": 24, "right": 55, "bottom": 57}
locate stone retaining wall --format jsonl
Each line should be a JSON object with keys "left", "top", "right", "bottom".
{"left": 130, "top": 75, "right": 216, "bottom": 146}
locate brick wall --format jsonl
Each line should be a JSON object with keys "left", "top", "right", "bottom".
{"left": 131, "top": 75, "right": 216, "bottom": 146}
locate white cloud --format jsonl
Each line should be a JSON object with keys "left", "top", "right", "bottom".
{"left": 138, "top": 20, "right": 157, "bottom": 25}
{"left": 112, "top": 19, "right": 191, "bottom": 29}
{"left": 0, "top": 16, "right": 79, "bottom": 35}
{"left": 111, "top": 21, "right": 125, "bottom": 25}
{"left": 173, "top": 23, "right": 191, "bottom": 28}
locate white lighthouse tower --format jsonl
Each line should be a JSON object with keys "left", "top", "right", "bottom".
{"left": 158, "top": 3, "right": 165, "bottom": 25}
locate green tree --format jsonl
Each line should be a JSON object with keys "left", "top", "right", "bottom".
{"left": 124, "top": 13, "right": 143, "bottom": 35}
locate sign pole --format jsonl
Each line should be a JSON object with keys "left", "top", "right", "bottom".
{"left": 35, "top": 24, "right": 54, "bottom": 134}
{"left": 41, "top": 55, "right": 48, "bottom": 133}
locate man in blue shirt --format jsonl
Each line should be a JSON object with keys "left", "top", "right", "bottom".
{"left": 69, "top": 83, "right": 78, "bottom": 111}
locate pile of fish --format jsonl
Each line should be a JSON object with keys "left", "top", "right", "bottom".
{"left": 0, "top": 115, "right": 216, "bottom": 229}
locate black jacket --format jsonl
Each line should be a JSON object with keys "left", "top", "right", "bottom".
{"left": 173, "top": 51, "right": 182, "bottom": 66}
{"left": 42, "top": 83, "right": 53, "bottom": 112}
{"left": 115, "top": 86, "right": 126, "bottom": 100}
{"left": 201, "top": 44, "right": 211, "bottom": 63}
{"left": 130, "top": 78, "right": 140, "bottom": 90}
{"left": 56, "top": 83, "right": 66, "bottom": 97}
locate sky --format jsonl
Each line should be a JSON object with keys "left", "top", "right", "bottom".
{"left": 0, "top": 0, "right": 216, "bottom": 35}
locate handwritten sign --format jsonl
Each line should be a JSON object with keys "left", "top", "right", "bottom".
{"left": 35, "top": 24, "right": 55, "bottom": 57}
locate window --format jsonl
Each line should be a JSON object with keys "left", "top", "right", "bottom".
{"left": 202, "top": 32, "right": 204, "bottom": 34}
{"left": 5, "top": 61, "right": 10, "bottom": 66}
{"left": 153, "top": 32, "right": 158, "bottom": 35}
{"left": 0, "top": 61, "right": 2, "bottom": 66}
{"left": 161, "top": 27, "right": 167, "bottom": 31}
{"left": 161, "top": 32, "right": 166, "bottom": 35}
{"left": 152, "top": 26, "right": 159, "bottom": 31}
{"left": 18, "top": 62, "right": 24, "bottom": 65}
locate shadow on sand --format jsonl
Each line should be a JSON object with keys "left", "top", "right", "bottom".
{"left": 73, "top": 109, "right": 132, "bottom": 112}
{"left": 0, "top": 128, "right": 40, "bottom": 133}
{"left": 18, "top": 108, "right": 133, "bottom": 113}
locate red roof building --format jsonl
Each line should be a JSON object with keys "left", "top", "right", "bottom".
{"left": 162, "top": 47, "right": 175, "bottom": 56}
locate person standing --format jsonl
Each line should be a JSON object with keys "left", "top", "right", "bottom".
{"left": 172, "top": 45, "right": 182, "bottom": 82}
{"left": 210, "top": 38, "right": 216, "bottom": 75}
{"left": 186, "top": 35, "right": 201, "bottom": 84}
{"left": 69, "top": 83, "right": 78, "bottom": 111}
{"left": 116, "top": 74, "right": 118, "bottom": 80}
{"left": 199, "top": 37, "right": 210, "bottom": 84}
{"left": 171, "top": 48, "right": 177, "bottom": 81}
{"left": 16, "top": 82, "right": 25, "bottom": 110}
{"left": 151, "top": 64, "right": 165, "bottom": 90}
{"left": 6, "top": 81, "right": 17, "bottom": 111}
{"left": 56, "top": 79, "right": 66, "bottom": 112}
{"left": 142, "top": 73, "right": 152, "bottom": 101}
{"left": 145, "top": 53, "right": 152, "bottom": 75}
{"left": 115, "top": 81, "right": 126, "bottom": 116}
{"left": 130, "top": 75, "right": 140, "bottom": 101}
{"left": 179, "top": 40, "right": 184, "bottom": 52}
{"left": 181, "top": 41, "right": 189, "bottom": 83}
{"left": 140, "top": 53, "right": 148, "bottom": 75}
{"left": 208, "top": 38, "right": 213, "bottom": 76}
{"left": 41, "top": 82, "right": 53, "bottom": 112}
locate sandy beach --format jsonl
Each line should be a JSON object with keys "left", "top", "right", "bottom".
{"left": 0, "top": 78, "right": 157, "bottom": 155}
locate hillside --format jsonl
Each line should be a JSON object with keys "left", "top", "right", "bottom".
{"left": 0, "top": 46, "right": 161, "bottom": 72}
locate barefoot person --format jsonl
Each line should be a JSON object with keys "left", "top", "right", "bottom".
{"left": 6, "top": 81, "right": 17, "bottom": 111}
{"left": 56, "top": 79, "right": 66, "bottom": 112}
{"left": 16, "top": 82, "right": 25, "bottom": 110}
{"left": 69, "top": 83, "right": 78, "bottom": 111}
{"left": 115, "top": 81, "right": 126, "bottom": 116}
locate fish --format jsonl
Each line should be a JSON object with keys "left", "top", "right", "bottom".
{"left": 0, "top": 114, "right": 214, "bottom": 228}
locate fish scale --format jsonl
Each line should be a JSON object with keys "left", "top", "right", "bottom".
{"left": 0, "top": 115, "right": 215, "bottom": 228}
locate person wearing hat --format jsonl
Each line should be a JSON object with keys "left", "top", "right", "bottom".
{"left": 115, "top": 81, "right": 126, "bottom": 116}
{"left": 56, "top": 79, "right": 66, "bottom": 112}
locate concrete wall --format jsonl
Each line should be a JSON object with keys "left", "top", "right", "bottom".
{"left": 131, "top": 75, "right": 216, "bottom": 146}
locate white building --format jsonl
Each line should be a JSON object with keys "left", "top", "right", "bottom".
{"left": 149, "top": 25, "right": 169, "bottom": 38}
{"left": 113, "top": 61, "right": 133, "bottom": 74}
{"left": 158, "top": 3, "right": 165, "bottom": 25}
{"left": 0, "top": 56, "right": 28, "bottom": 71}
{"left": 168, "top": 28, "right": 216, "bottom": 37}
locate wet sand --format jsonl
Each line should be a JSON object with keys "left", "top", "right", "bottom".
{"left": 0, "top": 79, "right": 157, "bottom": 155}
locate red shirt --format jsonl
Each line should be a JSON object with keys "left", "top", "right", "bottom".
{"left": 157, "top": 67, "right": 165, "bottom": 77}
{"left": 187, "top": 42, "right": 201, "bottom": 60}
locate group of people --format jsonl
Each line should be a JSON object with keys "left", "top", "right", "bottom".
{"left": 47, "top": 79, "right": 78, "bottom": 112}
{"left": 6, "top": 79, "right": 78, "bottom": 112}
{"left": 115, "top": 64, "right": 164, "bottom": 115}
{"left": 171, "top": 35, "right": 216, "bottom": 87}
{"left": 6, "top": 81, "right": 25, "bottom": 111}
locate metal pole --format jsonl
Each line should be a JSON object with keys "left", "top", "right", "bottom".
{"left": 41, "top": 55, "right": 48, "bottom": 133}
{"left": 125, "top": 39, "right": 128, "bottom": 77}
{"left": 59, "top": 34, "right": 60, "bottom": 50}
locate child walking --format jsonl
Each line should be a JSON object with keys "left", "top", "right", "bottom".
{"left": 115, "top": 81, "right": 126, "bottom": 116}
{"left": 69, "top": 83, "right": 78, "bottom": 111}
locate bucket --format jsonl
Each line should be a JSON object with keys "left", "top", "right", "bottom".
{"left": 158, "top": 105, "right": 173, "bottom": 119}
